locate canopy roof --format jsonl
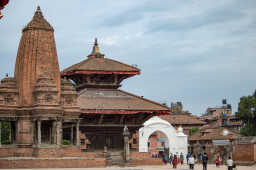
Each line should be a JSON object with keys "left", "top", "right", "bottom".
{"left": 78, "top": 88, "right": 170, "bottom": 115}
{"left": 61, "top": 39, "right": 140, "bottom": 76}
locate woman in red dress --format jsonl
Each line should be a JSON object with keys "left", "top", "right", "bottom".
{"left": 172, "top": 155, "right": 178, "bottom": 169}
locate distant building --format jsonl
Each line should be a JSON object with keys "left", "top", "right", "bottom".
{"left": 189, "top": 127, "right": 241, "bottom": 162}
{"left": 201, "top": 101, "right": 242, "bottom": 132}
{"left": 170, "top": 102, "right": 183, "bottom": 114}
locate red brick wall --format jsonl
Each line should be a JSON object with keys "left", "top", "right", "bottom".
{"left": 0, "top": 147, "right": 33, "bottom": 157}
{"left": 0, "top": 159, "right": 106, "bottom": 169}
{"left": 233, "top": 144, "right": 254, "bottom": 162}
{"left": 0, "top": 146, "right": 105, "bottom": 159}
{"left": 130, "top": 152, "right": 151, "bottom": 159}
{"left": 130, "top": 159, "right": 163, "bottom": 165}
{"left": 254, "top": 144, "right": 256, "bottom": 162}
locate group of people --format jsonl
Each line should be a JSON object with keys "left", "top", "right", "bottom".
{"left": 159, "top": 151, "right": 234, "bottom": 170}
{"left": 160, "top": 152, "right": 184, "bottom": 169}
{"left": 185, "top": 152, "right": 208, "bottom": 170}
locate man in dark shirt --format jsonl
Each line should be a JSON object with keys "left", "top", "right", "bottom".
{"left": 202, "top": 152, "right": 208, "bottom": 170}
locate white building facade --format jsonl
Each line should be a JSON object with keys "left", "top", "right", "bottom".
{"left": 139, "top": 116, "right": 188, "bottom": 156}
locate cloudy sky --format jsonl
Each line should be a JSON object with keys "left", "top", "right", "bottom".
{"left": 0, "top": 0, "right": 256, "bottom": 115}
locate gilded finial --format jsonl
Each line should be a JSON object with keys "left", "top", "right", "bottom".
{"left": 92, "top": 38, "right": 100, "bottom": 54}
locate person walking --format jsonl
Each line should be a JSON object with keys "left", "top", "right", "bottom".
{"left": 202, "top": 152, "right": 208, "bottom": 170}
{"left": 169, "top": 153, "right": 173, "bottom": 166}
{"left": 227, "top": 156, "right": 233, "bottom": 170}
{"left": 163, "top": 152, "right": 168, "bottom": 164}
{"left": 172, "top": 155, "right": 178, "bottom": 169}
{"left": 216, "top": 154, "right": 220, "bottom": 167}
{"left": 198, "top": 153, "right": 202, "bottom": 164}
{"left": 186, "top": 153, "right": 190, "bottom": 164}
{"left": 188, "top": 154, "right": 195, "bottom": 170}
{"left": 180, "top": 152, "right": 184, "bottom": 165}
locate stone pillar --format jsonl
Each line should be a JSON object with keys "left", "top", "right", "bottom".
{"left": 9, "top": 122, "right": 12, "bottom": 143}
{"left": 37, "top": 120, "right": 41, "bottom": 146}
{"left": 56, "top": 120, "right": 62, "bottom": 146}
{"left": 76, "top": 121, "right": 80, "bottom": 147}
{"left": 0, "top": 121, "right": 1, "bottom": 146}
{"left": 32, "top": 120, "right": 36, "bottom": 145}
{"left": 71, "top": 125, "right": 74, "bottom": 144}
{"left": 123, "top": 125, "right": 130, "bottom": 162}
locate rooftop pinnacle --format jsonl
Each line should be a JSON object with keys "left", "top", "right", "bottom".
{"left": 23, "top": 6, "right": 54, "bottom": 32}
{"left": 92, "top": 38, "right": 100, "bottom": 54}
{"left": 89, "top": 38, "right": 104, "bottom": 58}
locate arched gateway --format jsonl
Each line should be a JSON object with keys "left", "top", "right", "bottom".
{"left": 139, "top": 116, "right": 188, "bottom": 156}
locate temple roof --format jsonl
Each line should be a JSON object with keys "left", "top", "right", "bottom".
{"left": 78, "top": 89, "right": 170, "bottom": 114}
{"left": 189, "top": 127, "right": 241, "bottom": 141}
{"left": 159, "top": 114, "right": 206, "bottom": 125}
{"left": 23, "top": 6, "right": 53, "bottom": 32}
{"left": 61, "top": 39, "right": 140, "bottom": 76}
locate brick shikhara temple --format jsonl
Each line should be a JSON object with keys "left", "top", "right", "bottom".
{"left": 0, "top": 7, "right": 170, "bottom": 168}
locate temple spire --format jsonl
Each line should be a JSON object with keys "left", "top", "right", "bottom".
{"left": 15, "top": 6, "right": 60, "bottom": 106}
{"left": 89, "top": 38, "right": 104, "bottom": 58}
{"left": 92, "top": 38, "right": 100, "bottom": 54}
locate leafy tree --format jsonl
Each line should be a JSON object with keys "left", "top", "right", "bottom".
{"left": 189, "top": 127, "right": 199, "bottom": 136}
{"left": 236, "top": 90, "right": 256, "bottom": 136}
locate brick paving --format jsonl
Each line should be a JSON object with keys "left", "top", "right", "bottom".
{"left": 2, "top": 164, "right": 256, "bottom": 170}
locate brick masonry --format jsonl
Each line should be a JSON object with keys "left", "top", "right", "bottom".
{"left": 0, "top": 159, "right": 106, "bottom": 169}
{"left": 233, "top": 144, "right": 256, "bottom": 164}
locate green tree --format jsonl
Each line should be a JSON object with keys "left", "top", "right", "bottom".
{"left": 236, "top": 90, "right": 256, "bottom": 136}
{"left": 189, "top": 127, "right": 199, "bottom": 136}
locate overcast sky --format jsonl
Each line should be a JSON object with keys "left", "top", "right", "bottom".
{"left": 0, "top": 0, "right": 256, "bottom": 115}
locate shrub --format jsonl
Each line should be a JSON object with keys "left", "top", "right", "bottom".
{"left": 62, "top": 139, "right": 71, "bottom": 145}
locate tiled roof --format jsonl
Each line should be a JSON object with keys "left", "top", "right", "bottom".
{"left": 189, "top": 127, "right": 241, "bottom": 141}
{"left": 62, "top": 57, "right": 140, "bottom": 74}
{"left": 62, "top": 39, "right": 140, "bottom": 75}
{"left": 77, "top": 89, "right": 170, "bottom": 114}
{"left": 159, "top": 114, "right": 206, "bottom": 125}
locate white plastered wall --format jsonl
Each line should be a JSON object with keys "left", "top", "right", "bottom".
{"left": 139, "top": 116, "right": 188, "bottom": 156}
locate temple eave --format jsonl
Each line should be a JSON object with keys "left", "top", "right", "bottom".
{"left": 62, "top": 70, "right": 140, "bottom": 76}
{"left": 81, "top": 109, "right": 170, "bottom": 115}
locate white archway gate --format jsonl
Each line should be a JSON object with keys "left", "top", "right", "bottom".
{"left": 139, "top": 116, "right": 188, "bottom": 156}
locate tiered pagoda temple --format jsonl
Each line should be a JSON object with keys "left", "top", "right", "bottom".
{"left": 0, "top": 7, "right": 170, "bottom": 168}
{"left": 62, "top": 39, "right": 170, "bottom": 151}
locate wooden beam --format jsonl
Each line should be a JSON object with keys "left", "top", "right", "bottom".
{"left": 80, "top": 124, "right": 141, "bottom": 127}
{"left": 98, "top": 114, "right": 104, "bottom": 124}
{"left": 120, "top": 115, "right": 125, "bottom": 124}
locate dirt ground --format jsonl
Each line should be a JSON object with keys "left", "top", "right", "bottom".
{"left": 2, "top": 164, "right": 256, "bottom": 170}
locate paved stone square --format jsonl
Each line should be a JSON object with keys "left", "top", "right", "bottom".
{"left": 2, "top": 164, "right": 256, "bottom": 170}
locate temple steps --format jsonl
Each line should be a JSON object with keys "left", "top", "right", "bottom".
{"left": 110, "top": 151, "right": 124, "bottom": 166}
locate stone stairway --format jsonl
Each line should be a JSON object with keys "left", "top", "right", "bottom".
{"left": 110, "top": 151, "right": 124, "bottom": 166}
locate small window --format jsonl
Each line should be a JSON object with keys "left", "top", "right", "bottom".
{"left": 133, "top": 138, "right": 137, "bottom": 144}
